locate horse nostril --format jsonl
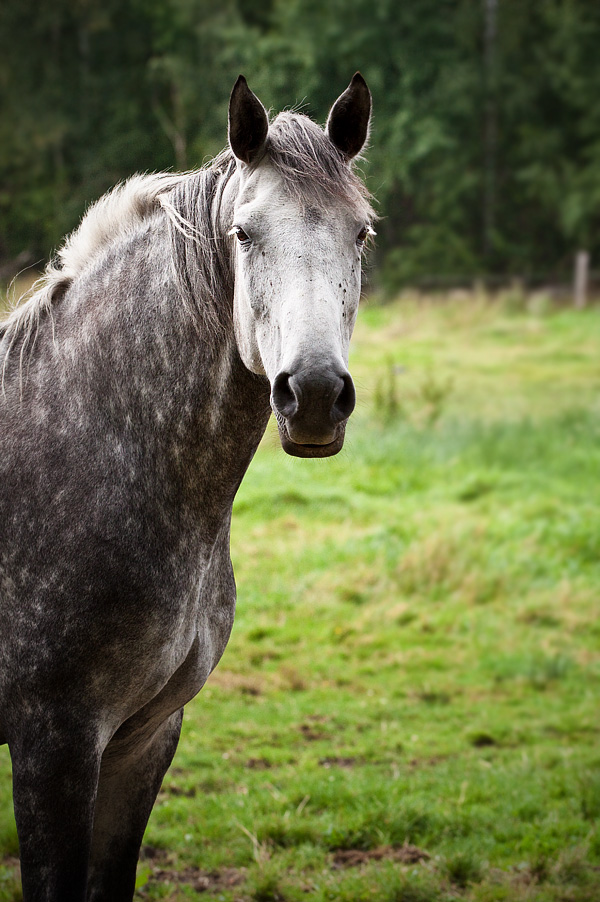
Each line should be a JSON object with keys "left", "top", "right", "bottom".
{"left": 332, "top": 373, "right": 356, "bottom": 423}
{"left": 272, "top": 371, "right": 298, "bottom": 418}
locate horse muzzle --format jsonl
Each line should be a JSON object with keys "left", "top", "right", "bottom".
{"left": 271, "top": 366, "right": 356, "bottom": 458}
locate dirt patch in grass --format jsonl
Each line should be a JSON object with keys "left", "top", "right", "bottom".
{"left": 319, "top": 756, "right": 363, "bottom": 768}
{"left": 206, "top": 669, "right": 267, "bottom": 696}
{"left": 467, "top": 730, "right": 497, "bottom": 748}
{"left": 408, "top": 755, "right": 447, "bottom": 768}
{"left": 140, "top": 847, "right": 247, "bottom": 893}
{"left": 245, "top": 756, "right": 273, "bottom": 769}
{"left": 155, "top": 866, "right": 245, "bottom": 892}
{"left": 298, "top": 723, "right": 328, "bottom": 741}
{"left": 332, "top": 843, "right": 430, "bottom": 869}
{"left": 141, "top": 860, "right": 246, "bottom": 894}
{"left": 161, "top": 783, "right": 197, "bottom": 798}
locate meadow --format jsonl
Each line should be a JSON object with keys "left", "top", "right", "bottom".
{"left": 0, "top": 290, "right": 599, "bottom": 901}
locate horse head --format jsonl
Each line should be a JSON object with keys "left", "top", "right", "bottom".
{"left": 226, "top": 74, "right": 374, "bottom": 458}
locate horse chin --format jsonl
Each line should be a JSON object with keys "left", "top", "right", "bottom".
{"left": 277, "top": 422, "right": 346, "bottom": 458}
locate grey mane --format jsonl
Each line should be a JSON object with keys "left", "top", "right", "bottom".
{"left": 161, "top": 151, "right": 237, "bottom": 338}
{"left": 0, "top": 111, "right": 375, "bottom": 351}
{"left": 0, "top": 173, "right": 184, "bottom": 345}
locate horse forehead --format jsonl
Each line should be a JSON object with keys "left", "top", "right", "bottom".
{"left": 235, "top": 160, "right": 281, "bottom": 203}
{"left": 235, "top": 164, "right": 350, "bottom": 229}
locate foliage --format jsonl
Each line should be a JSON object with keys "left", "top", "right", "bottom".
{"left": 1, "top": 291, "right": 600, "bottom": 900}
{"left": 1, "top": 1, "right": 600, "bottom": 286}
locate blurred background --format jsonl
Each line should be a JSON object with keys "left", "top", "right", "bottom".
{"left": 1, "top": 0, "right": 599, "bottom": 295}
{"left": 1, "top": 4, "right": 600, "bottom": 900}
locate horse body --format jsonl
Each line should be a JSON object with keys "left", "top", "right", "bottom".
{"left": 0, "top": 74, "right": 373, "bottom": 901}
{"left": 0, "top": 205, "right": 266, "bottom": 725}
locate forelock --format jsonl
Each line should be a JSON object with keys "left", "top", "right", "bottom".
{"left": 264, "top": 112, "right": 375, "bottom": 221}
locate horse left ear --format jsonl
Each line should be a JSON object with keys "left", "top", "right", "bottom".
{"left": 326, "top": 72, "right": 371, "bottom": 160}
{"left": 229, "top": 75, "right": 269, "bottom": 165}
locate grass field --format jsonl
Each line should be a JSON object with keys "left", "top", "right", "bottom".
{"left": 1, "top": 290, "right": 599, "bottom": 901}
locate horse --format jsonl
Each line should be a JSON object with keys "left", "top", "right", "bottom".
{"left": 0, "top": 73, "right": 374, "bottom": 901}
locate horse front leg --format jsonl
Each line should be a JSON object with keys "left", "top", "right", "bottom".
{"left": 87, "top": 708, "right": 183, "bottom": 902}
{"left": 10, "top": 719, "right": 102, "bottom": 902}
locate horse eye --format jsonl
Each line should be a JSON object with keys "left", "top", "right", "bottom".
{"left": 356, "top": 226, "right": 369, "bottom": 246}
{"left": 234, "top": 227, "right": 250, "bottom": 243}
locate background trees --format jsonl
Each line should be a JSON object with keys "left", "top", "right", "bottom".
{"left": 0, "top": 0, "right": 598, "bottom": 288}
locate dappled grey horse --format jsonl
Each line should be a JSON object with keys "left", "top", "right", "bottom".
{"left": 0, "top": 74, "right": 374, "bottom": 901}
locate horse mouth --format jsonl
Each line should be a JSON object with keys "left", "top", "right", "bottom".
{"left": 274, "top": 416, "right": 346, "bottom": 458}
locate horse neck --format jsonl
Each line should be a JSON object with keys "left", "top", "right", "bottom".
{"left": 47, "top": 211, "right": 271, "bottom": 517}
{"left": 126, "top": 214, "right": 271, "bottom": 505}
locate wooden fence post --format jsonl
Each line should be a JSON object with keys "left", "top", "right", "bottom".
{"left": 574, "top": 250, "right": 589, "bottom": 309}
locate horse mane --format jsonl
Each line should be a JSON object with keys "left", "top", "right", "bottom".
{"left": 159, "top": 151, "right": 237, "bottom": 338}
{"left": 0, "top": 173, "right": 189, "bottom": 348}
{"left": 0, "top": 111, "right": 375, "bottom": 351}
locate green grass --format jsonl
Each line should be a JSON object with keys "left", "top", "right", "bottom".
{"left": 1, "top": 291, "right": 600, "bottom": 900}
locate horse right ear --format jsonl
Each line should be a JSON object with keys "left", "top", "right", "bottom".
{"left": 228, "top": 76, "right": 269, "bottom": 165}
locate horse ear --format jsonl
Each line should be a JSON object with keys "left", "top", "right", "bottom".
{"left": 228, "top": 75, "right": 269, "bottom": 165}
{"left": 326, "top": 72, "right": 371, "bottom": 160}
